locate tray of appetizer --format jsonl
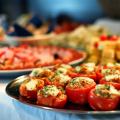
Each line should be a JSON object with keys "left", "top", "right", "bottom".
{"left": 0, "top": 45, "right": 86, "bottom": 78}
{"left": 6, "top": 63, "right": 120, "bottom": 114}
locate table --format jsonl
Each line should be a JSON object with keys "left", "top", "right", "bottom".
{"left": 0, "top": 80, "right": 120, "bottom": 120}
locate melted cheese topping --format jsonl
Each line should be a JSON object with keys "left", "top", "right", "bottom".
{"left": 73, "top": 77, "right": 94, "bottom": 83}
{"left": 84, "top": 63, "right": 95, "bottom": 72}
{"left": 110, "top": 86, "right": 120, "bottom": 95}
{"left": 56, "top": 64, "right": 72, "bottom": 74}
{"left": 30, "top": 68, "right": 51, "bottom": 77}
{"left": 79, "top": 63, "right": 95, "bottom": 73}
{"left": 95, "top": 84, "right": 120, "bottom": 96}
{"left": 58, "top": 74, "right": 71, "bottom": 83}
{"left": 107, "top": 63, "right": 114, "bottom": 67}
{"left": 25, "top": 80, "right": 38, "bottom": 90}
{"left": 69, "top": 77, "right": 95, "bottom": 88}
{"left": 41, "top": 85, "right": 59, "bottom": 97}
{"left": 57, "top": 67, "right": 68, "bottom": 74}
{"left": 105, "top": 74, "right": 120, "bottom": 81}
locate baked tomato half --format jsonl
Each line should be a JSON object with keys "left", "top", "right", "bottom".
{"left": 68, "top": 63, "right": 97, "bottom": 82}
{"left": 54, "top": 64, "right": 74, "bottom": 75}
{"left": 30, "top": 68, "right": 54, "bottom": 78}
{"left": 88, "top": 84, "right": 120, "bottom": 111}
{"left": 99, "top": 74, "right": 120, "bottom": 90}
{"left": 37, "top": 85, "right": 67, "bottom": 108}
{"left": 96, "top": 63, "right": 120, "bottom": 83}
{"left": 50, "top": 64, "right": 72, "bottom": 87}
{"left": 30, "top": 67, "right": 54, "bottom": 85}
{"left": 66, "top": 77, "right": 96, "bottom": 105}
{"left": 51, "top": 73, "right": 71, "bottom": 87}
{"left": 19, "top": 78, "right": 44, "bottom": 100}
{"left": 30, "top": 65, "right": 72, "bottom": 87}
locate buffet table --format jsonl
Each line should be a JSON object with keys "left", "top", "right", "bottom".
{"left": 0, "top": 80, "right": 120, "bottom": 120}
{"left": 0, "top": 18, "right": 120, "bottom": 120}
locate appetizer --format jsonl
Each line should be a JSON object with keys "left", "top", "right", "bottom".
{"left": 88, "top": 84, "right": 120, "bottom": 111}
{"left": 19, "top": 77, "right": 44, "bottom": 100}
{"left": 37, "top": 85, "right": 67, "bottom": 108}
{"left": 30, "top": 64, "right": 72, "bottom": 87}
{"left": 66, "top": 77, "right": 96, "bottom": 105}
{"left": 68, "top": 63, "right": 97, "bottom": 82}
{"left": 19, "top": 63, "right": 120, "bottom": 111}
{"left": 98, "top": 63, "right": 120, "bottom": 89}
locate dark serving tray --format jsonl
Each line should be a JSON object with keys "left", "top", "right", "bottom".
{"left": 6, "top": 75, "right": 120, "bottom": 115}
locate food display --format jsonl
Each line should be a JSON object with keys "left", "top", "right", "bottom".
{"left": 86, "top": 35, "right": 120, "bottom": 65}
{"left": 17, "top": 63, "right": 120, "bottom": 111}
{"left": 0, "top": 45, "right": 86, "bottom": 70}
{"left": 49, "top": 25, "right": 109, "bottom": 48}
{"left": 3, "top": 15, "right": 120, "bottom": 114}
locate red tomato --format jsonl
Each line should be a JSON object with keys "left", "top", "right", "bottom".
{"left": 53, "top": 95, "right": 67, "bottom": 108}
{"left": 19, "top": 79, "right": 44, "bottom": 100}
{"left": 100, "top": 35, "right": 107, "bottom": 41}
{"left": 88, "top": 88, "right": 119, "bottom": 111}
{"left": 68, "top": 72, "right": 79, "bottom": 78}
{"left": 66, "top": 77, "right": 96, "bottom": 105}
{"left": 19, "top": 84, "right": 37, "bottom": 100}
{"left": 100, "top": 78, "right": 120, "bottom": 90}
{"left": 37, "top": 91, "right": 67, "bottom": 108}
{"left": 109, "top": 35, "right": 118, "bottom": 41}
{"left": 37, "top": 95, "right": 67, "bottom": 108}
{"left": 95, "top": 66, "right": 104, "bottom": 82}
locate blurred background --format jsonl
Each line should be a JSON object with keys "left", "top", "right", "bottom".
{"left": 0, "top": 0, "right": 120, "bottom": 35}
{"left": 0, "top": 0, "right": 106, "bottom": 24}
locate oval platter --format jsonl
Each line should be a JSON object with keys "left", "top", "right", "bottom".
{"left": 6, "top": 75, "right": 120, "bottom": 115}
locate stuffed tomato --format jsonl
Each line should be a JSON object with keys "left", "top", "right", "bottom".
{"left": 99, "top": 64, "right": 120, "bottom": 90}
{"left": 66, "top": 77, "right": 96, "bottom": 105}
{"left": 100, "top": 74, "right": 120, "bottom": 90}
{"left": 37, "top": 85, "right": 67, "bottom": 108}
{"left": 51, "top": 64, "right": 72, "bottom": 87}
{"left": 88, "top": 84, "right": 120, "bottom": 111}
{"left": 30, "top": 67, "right": 54, "bottom": 85}
{"left": 97, "top": 63, "right": 120, "bottom": 81}
{"left": 30, "top": 64, "right": 72, "bottom": 87}
{"left": 19, "top": 77, "right": 44, "bottom": 100}
{"left": 68, "top": 63, "right": 98, "bottom": 82}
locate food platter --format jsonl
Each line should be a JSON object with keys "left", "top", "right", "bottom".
{"left": 0, "top": 46, "right": 86, "bottom": 78}
{"left": 6, "top": 75, "right": 120, "bottom": 115}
